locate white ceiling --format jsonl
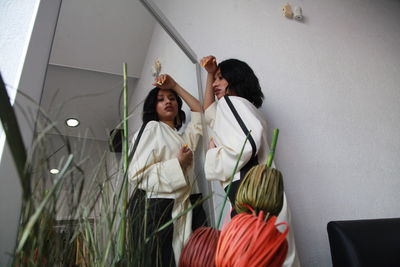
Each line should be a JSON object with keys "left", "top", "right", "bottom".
{"left": 49, "top": 0, "right": 156, "bottom": 78}
{"left": 41, "top": 64, "right": 138, "bottom": 140}
{"left": 41, "top": 0, "right": 156, "bottom": 141}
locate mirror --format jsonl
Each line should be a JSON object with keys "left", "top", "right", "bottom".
{"left": 32, "top": 0, "right": 212, "bottom": 259}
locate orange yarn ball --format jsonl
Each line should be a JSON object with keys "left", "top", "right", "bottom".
{"left": 215, "top": 211, "right": 288, "bottom": 267}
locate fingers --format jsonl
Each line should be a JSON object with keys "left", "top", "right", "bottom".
{"left": 200, "top": 56, "right": 210, "bottom": 67}
{"left": 200, "top": 56, "right": 216, "bottom": 67}
{"left": 187, "top": 149, "right": 193, "bottom": 160}
{"left": 180, "top": 144, "right": 191, "bottom": 153}
{"left": 152, "top": 74, "right": 169, "bottom": 87}
{"left": 181, "top": 145, "right": 193, "bottom": 162}
{"left": 186, "top": 150, "right": 193, "bottom": 159}
{"left": 152, "top": 76, "right": 163, "bottom": 86}
{"left": 178, "top": 144, "right": 193, "bottom": 169}
{"left": 200, "top": 56, "right": 218, "bottom": 75}
{"left": 200, "top": 57, "right": 207, "bottom": 68}
{"left": 182, "top": 143, "right": 189, "bottom": 151}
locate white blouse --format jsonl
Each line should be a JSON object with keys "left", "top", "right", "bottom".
{"left": 204, "top": 97, "right": 300, "bottom": 267}
{"left": 128, "top": 112, "right": 202, "bottom": 263}
{"left": 204, "top": 96, "right": 269, "bottom": 188}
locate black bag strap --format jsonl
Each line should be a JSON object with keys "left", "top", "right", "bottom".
{"left": 132, "top": 123, "right": 146, "bottom": 156}
{"left": 127, "top": 122, "right": 147, "bottom": 169}
{"left": 224, "top": 95, "right": 257, "bottom": 158}
{"left": 223, "top": 96, "right": 259, "bottom": 216}
{"left": 127, "top": 122, "right": 147, "bottom": 211}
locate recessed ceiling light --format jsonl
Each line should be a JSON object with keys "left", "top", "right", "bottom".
{"left": 65, "top": 118, "right": 80, "bottom": 127}
{"left": 50, "top": 168, "right": 60, "bottom": 174}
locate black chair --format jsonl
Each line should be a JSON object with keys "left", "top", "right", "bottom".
{"left": 327, "top": 218, "right": 400, "bottom": 267}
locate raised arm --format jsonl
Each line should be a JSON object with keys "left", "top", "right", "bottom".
{"left": 153, "top": 74, "right": 202, "bottom": 112}
{"left": 200, "top": 56, "right": 218, "bottom": 110}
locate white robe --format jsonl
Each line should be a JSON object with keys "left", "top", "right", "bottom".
{"left": 204, "top": 97, "right": 300, "bottom": 267}
{"left": 128, "top": 112, "right": 202, "bottom": 264}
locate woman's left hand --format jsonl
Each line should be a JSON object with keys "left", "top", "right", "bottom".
{"left": 177, "top": 145, "right": 193, "bottom": 171}
{"left": 201, "top": 56, "right": 218, "bottom": 74}
{"left": 153, "top": 74, "right": 177, "bottom": 90}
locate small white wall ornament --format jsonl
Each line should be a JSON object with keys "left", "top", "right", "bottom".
{"left": 282, "top": 4, "right": 293, "bottom": 18}
{"left": 293, "top": 6, "right": 303, "bottom": 21}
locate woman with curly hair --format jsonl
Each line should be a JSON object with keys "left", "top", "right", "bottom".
{"left": 201, "top": 56, "right": 300, "bottom": 267}
{"left": 128, "top": 74, "right": 206, "bottom": 266}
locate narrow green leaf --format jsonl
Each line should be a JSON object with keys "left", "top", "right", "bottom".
{"left": 266, "top": 128, "right": 279, "bottom": 168}
{"left": 117, "top": 62, "right": 129, "bottom": 260}
{"left": 0, "top": 74, "right": 30, "bottom": 198}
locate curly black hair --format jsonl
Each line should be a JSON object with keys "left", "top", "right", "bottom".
{"left": 142, "top": 87, "right": 186, "bottom": 130}
{"left": 218, "top": 59, "right": 264, "bottom": 108}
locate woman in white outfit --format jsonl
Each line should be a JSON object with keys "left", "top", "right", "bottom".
{"left": 128, "top": 74, "right": 205, "bottom": 267}
{"left": 201, "top": 56, "right": 300, "bottom": 267}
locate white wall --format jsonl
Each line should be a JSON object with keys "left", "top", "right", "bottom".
{"left": 0, "top": 0, "right": 61, "bottom": 264}
{"left": 0, "top": 0, "right": 39, "bottom": 103}
{"left": 153, "top": 0, "right": 400, "bottom": 266}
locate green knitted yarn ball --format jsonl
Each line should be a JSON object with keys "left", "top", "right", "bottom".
{"left": 235, "top": 165, "right": 284, "bottom": 216}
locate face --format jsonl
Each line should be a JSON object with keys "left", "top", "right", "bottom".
{"left": 212, "top": 69, "right": 229, "bottom": 100}
{"left": 156, "top": 89, "right": 179, "bottom": 122}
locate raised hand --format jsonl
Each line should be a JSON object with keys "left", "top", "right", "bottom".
{"left": 200, "top": 56, "right": 218, "bottom": 74}
{"left": 201, "top": 55, "right": 218, "bottom": 109}
{"left": 153, "top": 74, "right": 177, "bottom": 90}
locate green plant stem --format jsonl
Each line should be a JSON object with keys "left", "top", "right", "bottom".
{"left": 117, "top": 63, "right": 129, "bottom": 260}
{"left": 266, "top": 128, "right": 279, "bottom": 168}
{"left": 123, "top": 62, "right": 129, "bottom": 177}
{"left": 101, "top": 164, "right": 131, "bottom": 265}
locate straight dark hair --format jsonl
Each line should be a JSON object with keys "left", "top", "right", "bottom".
{"left": 218, "top": 59, "right": 264, "bottom": 108}
{"left": 142, "top": 87, "right": 186, "bottom": 130}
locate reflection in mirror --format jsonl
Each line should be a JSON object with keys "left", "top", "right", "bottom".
{"left": 12, "top": 0, "right": 211, "bottom": 265}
